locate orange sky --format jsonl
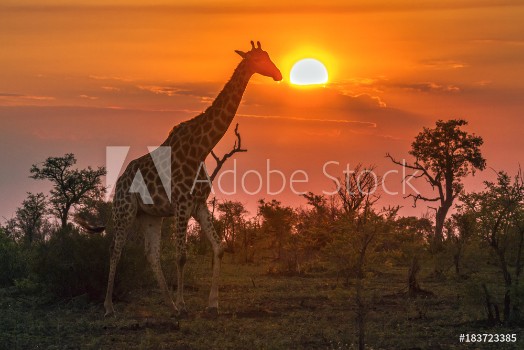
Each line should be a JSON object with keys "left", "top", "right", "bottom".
{"left": 1, "top": 1, "right": 523, "bottom": 219}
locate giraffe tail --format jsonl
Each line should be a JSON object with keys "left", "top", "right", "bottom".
{"left": 73, "top": 214, "right": 106, "bottom": 234}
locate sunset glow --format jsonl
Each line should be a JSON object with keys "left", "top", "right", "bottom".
{"left": 290, "top": 58, "right": 329, "bottom": 85}
{"left": 1, "top": 2, "right": 524, "bottom": 346}
{"left": 0, "top": 0, "right": 523, "bottom": 220}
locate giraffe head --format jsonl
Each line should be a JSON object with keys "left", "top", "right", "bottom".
{"left": 235, "top": 41, "right": 282, "bottom": 81}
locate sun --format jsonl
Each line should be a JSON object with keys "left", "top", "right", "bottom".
{"left": 290, "top": 58, "right": 328, "bottom": 86}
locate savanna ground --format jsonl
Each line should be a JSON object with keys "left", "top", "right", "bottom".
{"left": 1, "top": 253, "right": 521, "bottom": 350}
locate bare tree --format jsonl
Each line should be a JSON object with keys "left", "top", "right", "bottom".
{"left": 331, "top": 164, "right": 386, "bottom": 350}
{"left": 337, "top": 164, "right": 380, "bottom": 216}
{"left": 209, "top": 123, "right": 247, "bottom": 181}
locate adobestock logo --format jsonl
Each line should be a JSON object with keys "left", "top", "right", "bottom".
{"left": 191, "top": 159, "right": 309, "bottom": 196}
{"left": 105, "top": 146, "right": 422, "bottom": 202}
{"left": 105, "top": 146, "right": 172, "bottom": 203}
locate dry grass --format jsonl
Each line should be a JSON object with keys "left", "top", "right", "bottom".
{"left": 0, "top": 255, "right": 522, "bottom": 349}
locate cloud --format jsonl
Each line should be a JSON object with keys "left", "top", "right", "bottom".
{"left": 3, "top": 1, "right": 523, "bottom": 14}
{"left": 337, "top": 76, "right": 463, "bottom": 95}
{"left": 0, "top": 75, "right": 426, "bottom": 144}
{"left": 0, "top": 92, "right": 55, "bottom": 104}
{"left": 79, "top": 94, "right": 99, "bottom": 100}
{"left": 419, "top": 59, "right": 469, "bottom": 69}
{"left": 336, "top": 75, "right": 464, "bottom": 96}
{"left": 471, "top": 39, "right": 524, "bottom": 46}
{"left": 137, "top": 85, "right": 188, "bottom": 97}
{"left": 88, "top": 75, "right": 133, "bottom": 82}
{"left": 341, "top": 93, "right": 387, "bottom": 108}
{"left": 238, "top": 113, "right": 377, "bottom": 128}
{"left": 0, "top": 93, "right": 55, "bottom": 100}
{"left": 341, "top": 77, "right": 382, "bottom": 87}
{"left": 472, "top": 80, "right": 492, "bottom": 87}
{"left": 242, "top": 84, "right": 389, "bottom": 113}
{"left": 136, "top": 82, "right": 218, "bottom": 99}
{"left": 338, "top": 76, "right": 504, "bottom": 97}
{"left": 101, "top": 86, "right": 120, "bottom": 92}
{"left": 25, "top": 95, "right": 55, "bottom": 100}
{"left": 303, "top": 129, "right": 342, "bottom": 138}
{"left": 390, "top": 82, "right": 461, "bottom": 93}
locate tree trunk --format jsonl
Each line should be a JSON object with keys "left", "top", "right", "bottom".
{"left": 61, "top": 204, "right": 71, "bottom": 229}
{"left": 513, "top": 228, "right": 524, "bottom": 323}
{"left": 434, "top": 205, "right": 450, "bottom": 251}
{"left": 243, "top": 230, "right": 248, "bottom": 264}
{"left": 408, "top": 257, "right": 421, "bottom": 297}
{"left": 484, "top": 245, "right": 513, "bottom": 324}
{"left": 277, "top": 237, "right": 282, "bottom": 261}
{"left": 356, "top": 277, "right": 365, "bottom": 350}
{"left": 454, "top": 253, "right": 460, "bottom": 275}
{"left": 496, "top": 250, "right": 512, "bottom": 287}
{"left": 61, "top": 215, "right": 68, "bottom": 229}
{"left": 482, "top": 284, "right": 500, "bottom": 325}
{"left": 494, "top": 250, "right": 513, "bottom": 324}
{"left": 503, "top": 291, "right": 511, "bottom": 324}
{"left": 355, "top": 238, "right": 370, "bottom": 350}
{"left": 515, "top": 227, "right": 523, "bottom": 286}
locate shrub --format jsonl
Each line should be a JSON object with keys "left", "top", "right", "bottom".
{"left": 31, "top": 228, "right": 111, "bottom": 300}
{"left": 1, "top": 222, "right": 187, "bottom": 302}
{"left": 0, "top": 229, "right": 27, "bottom": 286}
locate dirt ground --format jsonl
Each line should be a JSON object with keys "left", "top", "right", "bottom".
{"left": 0, "top": 258, "right": 522, "bottom": 349}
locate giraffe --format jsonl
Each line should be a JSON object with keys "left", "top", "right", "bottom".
{"left": 89, "top": 41, "right": 281, "bottom": 318}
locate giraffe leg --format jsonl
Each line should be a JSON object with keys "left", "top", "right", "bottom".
{"left": 104, "top": 198, "right": 136, "bottom": 317}
{"left": 174, "top": 203, "right": 191, "bottom": 315}
{"left": 141, "top": 214, "right": 179, "bottom": 316}
{"left": 194, "top": 202, "right": 225, "bottom": 317}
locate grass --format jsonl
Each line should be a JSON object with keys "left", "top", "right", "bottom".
{"left": 0, "top": 255, "right": 522, "bottom": 349}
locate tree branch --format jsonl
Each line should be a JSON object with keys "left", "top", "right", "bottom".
{"left": 210, "top": 123, "right": 247, "bottom": 181}
{"left": 404, "top": 193, "right": 440, "bottom": 208}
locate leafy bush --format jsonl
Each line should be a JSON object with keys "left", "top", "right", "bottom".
{"left": 14, "top": 277, "right": 41, "bottom": 294}
{"left": 0, "top": 229, "right": 27, "bottom": 286}
{"left": 30, "top": 228, "right": 111, "bottom": 299}
{"left": 0, "top": 218, "right": 186, "bottom": 301}
{"left": 26, "top": 226, "right": 181, "bottom": 301}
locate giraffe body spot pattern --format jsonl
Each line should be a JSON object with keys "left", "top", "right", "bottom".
{"left": 98, "top": 41, "right": 282, "bottom": 318}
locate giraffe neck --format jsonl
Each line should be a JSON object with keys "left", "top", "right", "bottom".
{"left": 197, "top": 60, "right": 253, "bottom": 154}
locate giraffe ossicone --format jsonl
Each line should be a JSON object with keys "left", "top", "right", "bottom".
{"left": 77, "top": 41, "right": 282, "bottom": 318}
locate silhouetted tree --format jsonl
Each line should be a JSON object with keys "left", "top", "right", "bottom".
{"left": 238, "top": 218, "right": 260, "bottom": 264}
{"left": 295, "top": 192, "right": 334, "bottom": 259}
{"left": 30, "top": 153, "right": 106, "bottom": 229}
{"left": 4, "top": 192, "right": 50, "bottom": 244}
{"left": 0, "top": 227, "right": 27, "bottom": 286}
{"left": 216, "top": 200, "right": 248, "bottom": 253}
{"left": 384, "top": 215, "right": 432, "bottom": 296}
{"left": 258, "top": 199, "right": 294, "bottom": 262}
{"left": 445, "top": 212, "right": 476, "bottom": 276}
{"left": 74, "top": 198, "right": 113, "bottom": 234}
{"left": 327, "top": 164, "right": 387, "bottom": 350}
{"left": 460, "top": 170, "right": 524, "bottom": 324}
{"left": 327, "top": 165, "right": 381, "bottom": 284}
{"left": 387, "top": 119, "right": 486, "bottom": 250}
